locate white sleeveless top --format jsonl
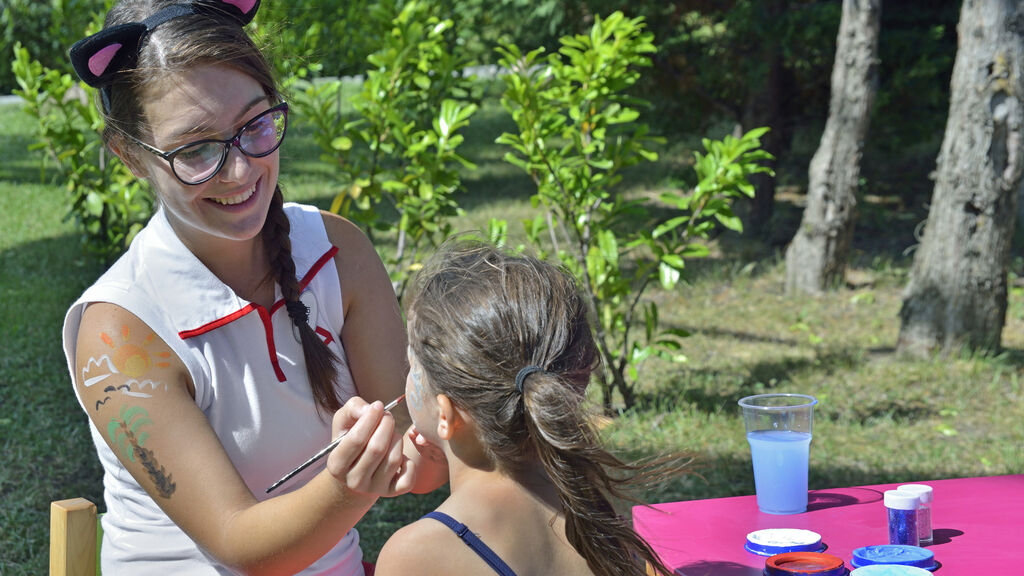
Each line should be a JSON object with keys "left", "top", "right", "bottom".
{"left": 62, "top": 203, "right": 364, "bottom": 575}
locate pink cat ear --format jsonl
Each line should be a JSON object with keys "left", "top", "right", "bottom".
{"left": 88, "top": 43, "right": 123, "bottom": 77}
{"left": 220, "top": 0, "right": 258, "bottom": 15}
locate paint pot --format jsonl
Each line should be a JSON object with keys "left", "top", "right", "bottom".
{"left": 850, "top": 565, "right": 933, "bottom": 576}
{"left": 764, "top": 552, "right": 848, "bottom": 576}
{"left": 746, "top": 528, "right": 826, "bottom": 556}
{"left": 850, "top": 545, "right": 937, "bottom": 571}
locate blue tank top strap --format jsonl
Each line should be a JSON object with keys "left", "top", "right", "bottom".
{"left": 422, "top": 511, "right": 519, "bottom": 576}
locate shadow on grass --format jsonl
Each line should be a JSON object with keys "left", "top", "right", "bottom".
{"left": 630, "top": 343, "right": 942, "bottom": 426}
{"left": 0, "top": 233, "right": 106, "bottom": 574}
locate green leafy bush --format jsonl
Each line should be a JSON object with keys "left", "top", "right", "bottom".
{"left": 251, "top": 0, "right": 383, "bottom": 80}
{"left": 288, "top": 0, "right": 478, "bottom": 297}
{"left": 1, "top": 0, "right": 107, "bottom": 94}
{"left": 13, "top": 42, "right": 152, "bottom": 262}
{"left": 495, "top": 12, "right": 772, "bottom": 411}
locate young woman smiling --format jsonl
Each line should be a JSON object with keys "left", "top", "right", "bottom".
{"left": 61, "top": 1, "right": 446, "bottom": 574}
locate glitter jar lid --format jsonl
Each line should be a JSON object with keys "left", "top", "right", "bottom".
{"left": 764, "top": 552, "right": 848, "bottom": 576}
{"left": 896, "top": 484, "right": 933, "bottom": 504}
{"left": 883, "top": 490, "right": 919, "bottom": 510}
{"left": 746, "top": 529, "right": 826, "bottom": 556}
{"left": 850, "top": 565, "right": 933, "bottom": 576}
{"left": 851, "top": 545, "right": 936, "bottom": 570}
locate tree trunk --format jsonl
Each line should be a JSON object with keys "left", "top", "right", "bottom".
{"left": 744, "top": 0, "right": 786, "bottom": 237}
{"left": 897, "top": 0, "right": 1024, "bottom": 356}
{"left": 785, "top": 0, "right": 881, "bottom": 294}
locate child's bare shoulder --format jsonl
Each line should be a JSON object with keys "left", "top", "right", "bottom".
{"left": 373, "top": 517, "right": 454, "bottom": 575}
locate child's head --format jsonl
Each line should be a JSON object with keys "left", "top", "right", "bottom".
{"left": 406, "top": 239, "right": 678, "bottom": 576}
{"left": 405, "top": 239, "right": 599, "bottom": 473}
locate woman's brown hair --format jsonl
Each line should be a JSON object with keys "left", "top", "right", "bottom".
{"left": 406, "top": 239, "right": 680, "bottom": 576}
{"left": 97, "top": 0, "right": 342, "bottom": 413}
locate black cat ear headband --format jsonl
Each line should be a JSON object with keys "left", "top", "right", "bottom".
{"left": 69, "top": 0, "right": 261, "bottom": 110}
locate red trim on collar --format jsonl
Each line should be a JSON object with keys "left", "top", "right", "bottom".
{"left": 301, "top": 245, "right": 339, "bottom": 291}
{"left": 179, "top": 304, "right": 257, "bottom": 339}
{"left": 258, "top": 305, "right": 287, "bottom": 381}
{"left": 315, "top": 326, "right": 335, "bottom": 347}
{"left": 176, "top": 245, "right": 339, "bottom": 383}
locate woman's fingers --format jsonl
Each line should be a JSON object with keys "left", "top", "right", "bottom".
{"left": 326, "top": 397, "right": 411, "bottom": 497}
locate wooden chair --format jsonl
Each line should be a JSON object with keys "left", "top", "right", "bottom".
{"left": 49, "top": 498, "right": 100, "bottom": 576}
{"left": 49, "top": 498, "right": 377, "bottom": 575}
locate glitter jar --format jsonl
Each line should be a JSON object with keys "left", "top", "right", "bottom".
{"left": 897, "top": 484, "right": 933, "bottom": 545}
{"left": 764, "top": 552, "right": 848, "bottom": 576}
{"left": 883, "top": 490, "right": 919, "bottom": 546}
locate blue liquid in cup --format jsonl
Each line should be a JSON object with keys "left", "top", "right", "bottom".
{"left": 747, "top": 430, "right": 812, "bottom": 514}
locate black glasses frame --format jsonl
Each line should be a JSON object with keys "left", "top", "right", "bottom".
{"left": 127, "top": 101, "right": 289, "bottom": 186}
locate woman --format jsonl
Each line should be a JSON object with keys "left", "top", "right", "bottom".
{"left": 61, "top": 1, "right": 444, "bottom": 574}
{"left": 375, "top": 240, "right": 681, "bottom": 576}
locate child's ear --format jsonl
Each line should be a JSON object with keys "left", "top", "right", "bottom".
{"left": 435, "top": 394, "right": 463, "bottom": 440}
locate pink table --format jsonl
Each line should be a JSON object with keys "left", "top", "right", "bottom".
{"left": 633, "top": 474, "right": 1024, "bottom": 575}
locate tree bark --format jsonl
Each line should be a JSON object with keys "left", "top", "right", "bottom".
{"left": 785, "top": 0, "right": 881, "bottom": 294}
{"left": 744, "top": 0, "right": 786, "bottom": 237}
{"left": 897, "top": 0, "right": 1024, "bottom": 356}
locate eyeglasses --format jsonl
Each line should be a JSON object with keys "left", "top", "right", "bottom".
{"left": 127, "top": 102, "right": 288, "bottom": 185}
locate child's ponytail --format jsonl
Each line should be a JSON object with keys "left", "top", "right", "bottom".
{"left": 521, "top": 370, "right": 676, "bottom": 576}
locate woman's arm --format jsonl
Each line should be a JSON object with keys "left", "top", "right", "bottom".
{"left": 323, "top": 211, "right": 449, "bottom": 493}
{"left": 74, "top": 303, "right": 407, "bottom": 576}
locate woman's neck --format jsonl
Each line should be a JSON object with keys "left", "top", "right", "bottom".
{"left": 176, "top": 224, "right": 275, "bottom": 308}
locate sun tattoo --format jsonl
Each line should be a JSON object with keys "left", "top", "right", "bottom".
{"left": 100, "top": 325, "right": 172, "bottom": 378}
{"left": 83, "top": 326, "right": 172, "bottom": 411}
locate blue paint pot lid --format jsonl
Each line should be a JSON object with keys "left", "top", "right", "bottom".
{"left": 746, "top": 529, "right": 825, "bottom": 556}
{"left": 850, "top": 565, "right": 933, "bottom": 575}
{"left": 851, "top": 545, "right": 936, "bottom": 570}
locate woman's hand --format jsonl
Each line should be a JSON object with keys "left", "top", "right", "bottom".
{"left": 326, "top": 396, "right": 415, "bottom": 497}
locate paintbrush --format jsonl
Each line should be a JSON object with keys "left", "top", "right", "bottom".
{"left": 266, "top": 394, "right": 406, "bottom": 494}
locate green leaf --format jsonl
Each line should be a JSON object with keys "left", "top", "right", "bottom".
{"left": 715, "top": 212, "right": 744, "bottom": 232}
{"left": 330, "top": 136, "right": 352, "bottom": 151}
{"left": 652, "top": 216, "right": 689, "bottom": 238}
{"left": 84, "top": 192, "right": 104, "bottom": 216}
{"left": 661, "top": 254, "right": 685, "bottom": 269}
{"left": 659, "top": 261, "right": 681, "bottom": 289}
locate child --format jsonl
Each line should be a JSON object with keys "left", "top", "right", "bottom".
{"left": 375, "top": 240, "right": 678, "bottom": 576}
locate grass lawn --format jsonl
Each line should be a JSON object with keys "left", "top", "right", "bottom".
{"left": 1, "top": 92, "right": 1022, "bottom": 575}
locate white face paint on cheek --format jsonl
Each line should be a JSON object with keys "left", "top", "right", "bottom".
{"left": 406, "top": 348, "right": 428, "bottom": 413}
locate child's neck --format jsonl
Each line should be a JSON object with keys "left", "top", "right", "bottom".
{"left": 448, "top": 458, "right": 561, "bottom": 512}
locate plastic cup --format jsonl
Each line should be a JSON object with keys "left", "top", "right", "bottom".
{"left": 738, "top": 393, "right": 818, "bottom": 514}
